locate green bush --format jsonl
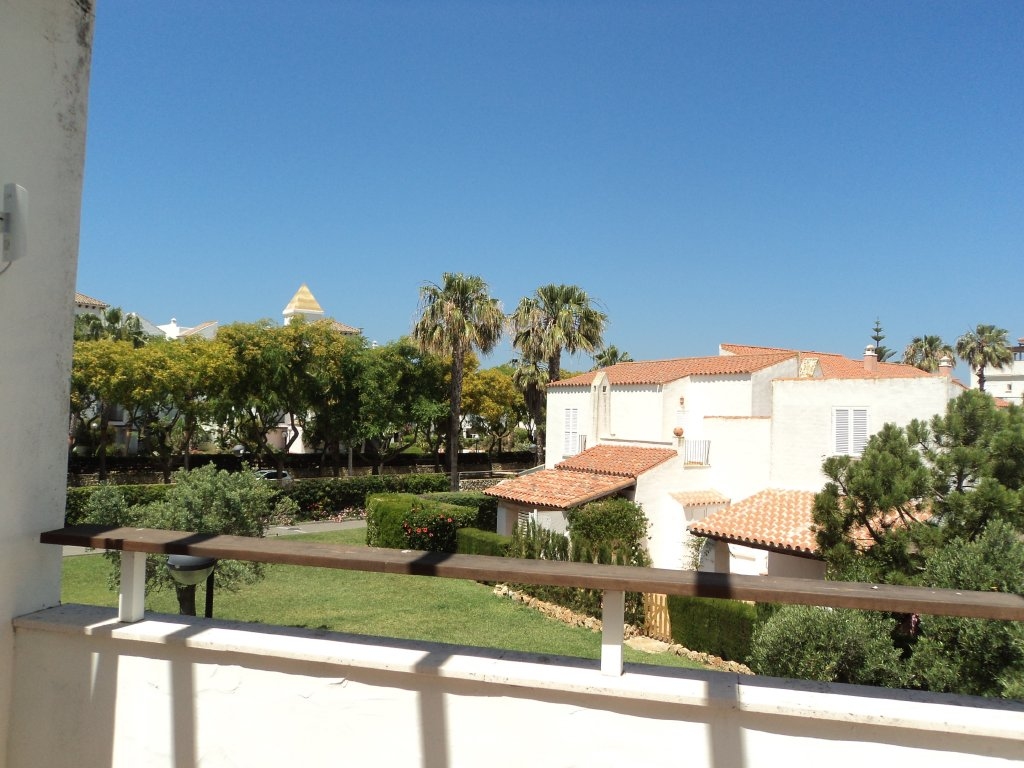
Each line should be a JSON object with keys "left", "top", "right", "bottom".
{"left": 400, "top": 500, "right": 477, "bottom": 553}
{"left": 83, "top": 465, "right": 299, "bottom": 614}
{"left": 421, "top": 491, "right": 498, "bottom": 531}
{"left": 456, "top": 527, "right": 511, "bottom": 557}
{"left": 365, "top": 494, "right": 420, "bottom": 548}
{"left": 667, "top": 596, "right": 756, "bottom": 662}
{"left": 365, "top": 493, "right": 475, "bottom": 552}
{"left": 285, "top": 474, "right": 448, "bottom": 518}
{"left": 505, "top": 500, "right": 651, "bottom": 627}
{"left": 66, "top": 483, "right": 171, "bottom": 525}
{"left": 748, "top": 605, "right": 906, "bottom": 687}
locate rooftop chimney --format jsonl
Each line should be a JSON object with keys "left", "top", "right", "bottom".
{"left": 863, "top": 344, "right": 878, "bottom": 373}
{"left": 938, "top": 355, "right": 954, "bottom": 377}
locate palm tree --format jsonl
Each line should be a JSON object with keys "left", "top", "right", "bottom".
{"left": 511, "top": 355, "right": 549, "bottom": 466}
{"left": 955, "top": 324, "right": 1012, "bottom": 392}
{"left": 591, "top": 344, "right": 632, "bottom": 370}
{"left": 413, "top": 273, "right": 504, "bottom": 490}
{"left": 74, "top": 306, "right": 149, "bottom": 348}
{"left": 902, "top": 335, "right": 955, "bottom": 373}
{"left": 510, "top": 284, "right": 607, "bottom": 383}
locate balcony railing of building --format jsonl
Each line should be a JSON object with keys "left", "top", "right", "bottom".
{"left": 683, "top": 438, "right": 711, "bottom": 465}
{"left": 39, "top": 524, "right": 1024, "bottom": 678}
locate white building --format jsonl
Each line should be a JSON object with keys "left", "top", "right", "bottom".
{"left": 486, "top": 343, "right": 961, "bottom": 576}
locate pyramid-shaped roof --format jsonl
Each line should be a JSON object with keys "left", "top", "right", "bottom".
{"left": 283, "top": 284, "right": 325, "bottom": 317}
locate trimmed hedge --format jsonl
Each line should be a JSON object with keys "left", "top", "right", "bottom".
{"left": 420, "top": 491, "right": 498, "bottom": 532}
{"left": 286, "top": 474, "right": 448, "bottom": 518}
{"left": 456, "top": 527, "right": 511, "bottom": 557}
{"left": 66, "top": 484, "right": 172, "bottom": 525}
{"left": 666, "top": 596, "right": 756, "bottom": 663}
{"left": 365, "top": 493, "right": 475, "bottom": 552}
{"left": 66, "top": 473, "right": 451, "bottom": 526}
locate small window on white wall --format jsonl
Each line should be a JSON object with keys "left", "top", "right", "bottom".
{"left": 833, "top": 407, "right": 868, "bottom": 456}
{"left": 563, "top": 408, "right": 579, "bottom": 456}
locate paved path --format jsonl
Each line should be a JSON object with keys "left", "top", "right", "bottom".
{"left": 63, "top": 519, "right": 367, "bottom": 556}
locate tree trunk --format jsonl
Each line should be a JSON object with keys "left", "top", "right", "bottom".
{"left": 449, "top": 356, "right": 463, "bottom": 492}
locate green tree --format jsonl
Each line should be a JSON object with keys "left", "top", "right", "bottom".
{"left": 910, "top": 390, "right": 1024, "bottom": 540}
{"left": 956, "top": 324, "right": 1013, "bottom": 392}
{"left": 213, "top": 321, "right": 308, "bottom": 471}
{"left": 413, "top": 273, "right": 504, "bottom": 491}
{"left": 355, "top": 338, "right": 449, "bottom": 474}
{"left": 908, "top": 522, "right": 1024, "bottom": 697}
{"left": 297, "top": 321, "right": 367, "bottom": 477}
{"left": 902, "top": 335, "right": 955, "bottom": 373}
{"left": 812, "top": 423, "right": 934, "bottom": 583}
{"left": 870, "top": 318, "right": 896, "bottom": 362}
{"left": 789, "top": 391, "right": 1024, "bottom": 697}
{"left": 510, "top": 284, "right": 606, "bottom": 465}
{"left": 69, "top": 339, "right": 138, "bottom": 479}
{"left": 591, "top": 344, "right": 632, "bottom": 370}
{"left": 85, "top": 465, "right": 298, "bottom": 615}
{"left": 511, "top": 283, "right": 607, "bottom": 383}
{"left": 463, "top": 366, "right": 526, "bottom": 452}
{"left": 511, "top": 355, "right": 548, "bottom": 465}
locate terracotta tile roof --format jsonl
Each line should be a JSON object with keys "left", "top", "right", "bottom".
{"left": 555, "top": 444, "right": 677, "bottom": 476}
{"left": 688, "top": 489, "right": 820, "bottom": 556}
{"left": 483, "top": 469, "right": 634, "bottom": 510}
{"left": 74, "top": 292, "right": 108, "bottom": 308}
{"left": 483, "top": 445, "right": 676, "bottom": 509}
{"left": 688, "top": 488, "right": 932, "bottom": 557}
{"left": 672, "top": 490, "right": 730, "bottom": 506}
{"left": 720, "top": 343, "right": 931, "bottom": 380}
{"left": 550, "top": 352, "right": 795, "bottom": 388}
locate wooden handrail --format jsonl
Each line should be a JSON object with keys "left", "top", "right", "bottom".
{"left": 42, "top": 524, "right": 1024, "bottom": 622}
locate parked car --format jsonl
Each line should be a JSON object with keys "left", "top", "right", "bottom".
{"left": 252, "top": 469, "right": 294, "bottom": 488}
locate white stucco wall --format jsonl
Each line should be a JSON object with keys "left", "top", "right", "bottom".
{"left": 703, "top": 417, "right": 772, "bottom": 502}
{"left": 769, "top": 376, "right": 956, "bottom": 491}
{"left": 631, "top": 454, "right": 687, "bottom": 569}
{"left": 0, "top": 3, "right": 93, "bottom": 765}
{"left": 11, "top": 607, "right": 1024, "bottom": 768}
{"left": 608, "top": 385, "right": 664, "bottom": 442}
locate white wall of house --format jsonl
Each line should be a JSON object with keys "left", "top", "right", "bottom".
{"left": 769, "top": 376, "right": 957, "bottom": 491}
{"left": 703, "top": 416, "right": 773, "bottom": 502}
{"left": 0, "top": 3, "right": 93, "bottom": 765}
{"left": 630, "top": 454, "right": 687, "bottom": 569}
{"left": 11, "top": 607, "right": 1022, "bottom": 768}
{"left": 608, "top": 385, "right": 664, "bottom": 443}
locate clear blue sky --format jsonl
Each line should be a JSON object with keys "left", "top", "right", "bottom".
{"left": 76, "top": 1, "right": 1023, "bottom": 370}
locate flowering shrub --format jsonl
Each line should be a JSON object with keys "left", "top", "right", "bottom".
{"left": 401, "top": 510, "right": 461, "bottom": 552}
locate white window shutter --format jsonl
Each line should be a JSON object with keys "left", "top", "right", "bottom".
{"left": 834, "top": 408, "right": 850, "bottom": 455}
{"left": 852, "top": 408, "right": 868, "bottom": 456}
{"left": 564, "top": 408, "right": 579, "bottom": 455}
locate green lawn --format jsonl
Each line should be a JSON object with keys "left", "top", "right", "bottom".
{"left": 61, "top": 528, "right": 703, "bottom": 670}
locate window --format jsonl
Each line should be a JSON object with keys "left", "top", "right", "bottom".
{"left": 833, "top": 407, "right": 868, "bottom": 456}
{"left": 563, "top": 408, "right": 579, "bottom": 456}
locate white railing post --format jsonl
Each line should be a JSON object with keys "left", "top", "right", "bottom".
{"left": 119, "top": 550, "right": 146, "bottom": 622}
{"left": 601, "top": 589, "right": 625, "bottom": 676}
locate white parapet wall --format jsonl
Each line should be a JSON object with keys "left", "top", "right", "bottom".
{"left": 10, "top": 606, "right": 1024, "bottom": 768}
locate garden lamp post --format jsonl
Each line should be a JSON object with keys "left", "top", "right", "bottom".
{"left": 166, "top": 555, "right": 217, "bottom": 618}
